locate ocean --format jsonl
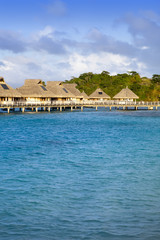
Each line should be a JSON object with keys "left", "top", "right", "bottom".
{"left": 0, "top": 109, "right": 160, "bottom": 240}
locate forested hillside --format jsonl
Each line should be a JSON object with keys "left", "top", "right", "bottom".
{"left": 65, "top": 71, "right": 160, "bottom": 101}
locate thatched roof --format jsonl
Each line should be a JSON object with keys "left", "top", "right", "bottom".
{"left": 47, "top": 81, "right": 62, "bottom": 86}
{"left": 113, "top": 87, "right": 139, "bottom": 99}
{"left": 89, "top": 88, "right": 111, "bottom": 99}
{"left": 63, "top": 83, "right": 83, "bottom": 98}
{"left": 81, "top": 91, "right": 88, "bottom": 98}
{"left": 17, "top": 79, "right": 54, "bottom": 98}
{"left": 24, "top": 79, "right": 43, "bottom": 85}
{"left": 46, "top": 81, "right": 74, "bottom": 98}
{"left": 0, "top": 77, "right": 22, "bottom": 98}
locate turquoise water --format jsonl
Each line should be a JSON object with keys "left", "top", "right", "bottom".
{"left": 0, "top": 109, "right": 160, "bottom": 240}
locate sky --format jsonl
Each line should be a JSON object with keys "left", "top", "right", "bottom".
{"left": 0, "top": 0, "right": 160, "bottom": 87}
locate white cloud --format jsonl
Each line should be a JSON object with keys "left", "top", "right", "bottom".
{"left": 64, "top": 52, "right": 147, "bottom": 78}
{"left": 0, "top": 48, "right": 149, "bottom": 88}
{"left": 140, "top": 46, "right": 149, "bottom": 50}
{"left": 37, "top": 26, "right": 54, "bottom": 39}
{"left": 0, "top": 53, "right": 107, "bottom": 86}
{"left": 2, "top": 10, "right": 160, "bottom": 87}
{"left": 0, "top": 59, "right": 15, "bottom": 71}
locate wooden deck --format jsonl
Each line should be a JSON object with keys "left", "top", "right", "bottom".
{"left": 0, "top": 100, "right": 160, "bottom": 113}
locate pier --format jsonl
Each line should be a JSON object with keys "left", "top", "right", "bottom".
{"left": 0, "top": 100, "right": 160, "bottom": 113}
{"left": 1, "top": 77, "right": 156, "bottom": 114}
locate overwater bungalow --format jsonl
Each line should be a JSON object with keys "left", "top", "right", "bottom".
{"left": 46, "top": 81, "right": 74, "bottom": 102}
{"left": 113, "top": 87, "right": 139, "bottom": 102}
{"left": 89, "top": 88, "right": 111, "bottom": 101}
{"left": 63, "top": 83, "right": 86, "bottom": 102}
{"left": 17, "top": 79, "right": 54, "bottom": 104}
{"left": 80, "top": 91, "right": 88, "bottom": 99}
{"left": 0, "top": 77, "right": 22, "bottom": 104}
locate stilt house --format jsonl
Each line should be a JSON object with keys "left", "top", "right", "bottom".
{"left": 0, "top": 77, "right": 22, "bottom": 103}
{"left": 89, "top": 88, "right": 111, "bottom": 101}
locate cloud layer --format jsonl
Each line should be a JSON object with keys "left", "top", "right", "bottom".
{"left": 1, "top": 10, "right": 160, "bottom": 86}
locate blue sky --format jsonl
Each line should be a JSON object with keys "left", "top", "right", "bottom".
{"left": 0, "top": 0, "right": 160, "bottom": 87}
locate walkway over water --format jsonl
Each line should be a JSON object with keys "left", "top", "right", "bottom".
{"left": 0, "top": 100, "right": 160, "bottom": 113}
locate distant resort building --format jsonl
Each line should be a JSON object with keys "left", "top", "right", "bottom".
{"left": 46, "top": 81, "right": 74, "bottom": 101}
{"left": 2, "top": 77, "right": 159, "bottom": 114}
{"left": 89, "top": 88, "right": 111, "bottom": 101}
{"left": 16, "top": 79, "right": 53, "bottom": 103}
{"left": 113, "top": 87, "right": 139, "bottom": 101}
{"left": 80, "top": 91, "right": 88, "bottom": 99}
{"left": 63, "top": 83, "right": 88, "bottom": 102}
{"left": 0, "top": 77, "right": 22, "bottom": 103}
{"left": 0, "top": 77, "right": 140, "bottom": 111}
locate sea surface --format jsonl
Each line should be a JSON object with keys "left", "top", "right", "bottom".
{"left": 0, "top": 109, "right": 160, "bottom": 240}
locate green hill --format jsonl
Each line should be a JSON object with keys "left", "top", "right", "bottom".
{"left": 64, "top": 71, "right": 160, "bottom": 101}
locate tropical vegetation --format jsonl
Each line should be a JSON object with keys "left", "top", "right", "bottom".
{"left": 65, "top": 71, "right": 160, "bottom": 101}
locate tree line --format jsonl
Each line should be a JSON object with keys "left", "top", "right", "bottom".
{"left": 65, "top": 71, "right": 160, "bottom": 101}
